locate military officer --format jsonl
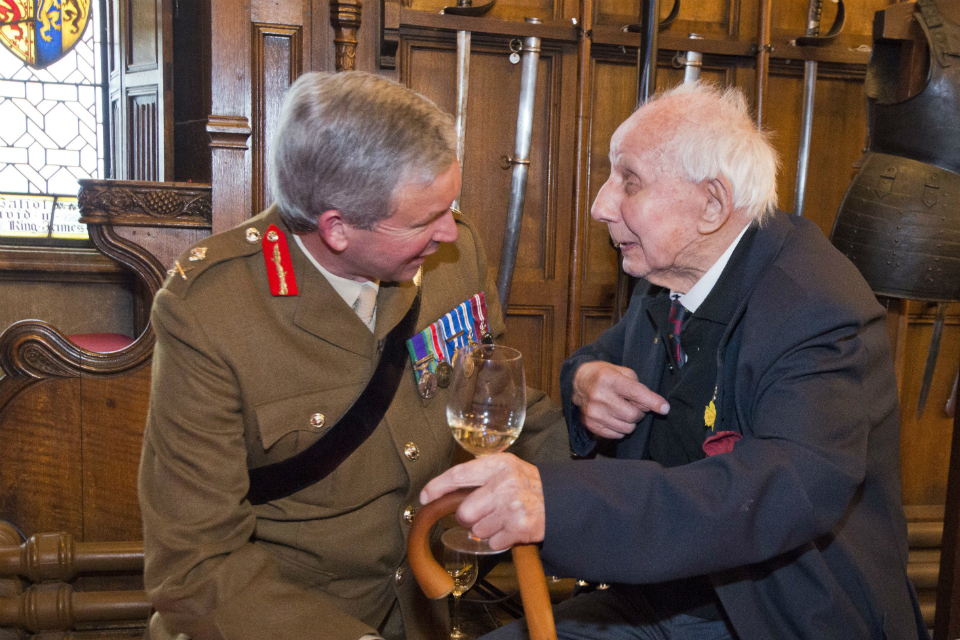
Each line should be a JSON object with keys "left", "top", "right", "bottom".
{"left": 138, "top": 71, "right": 569, "bottom": 640}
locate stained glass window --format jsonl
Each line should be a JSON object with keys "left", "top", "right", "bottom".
{"left": 0, "top": 0, "right": 103, "bottom": 241}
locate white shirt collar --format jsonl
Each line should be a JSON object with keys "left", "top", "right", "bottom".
{"left": 292, "top": 233, "right": 379, "bottom": 310}
{"left": 672, "top": 222, "right": 751, "bottom": 313}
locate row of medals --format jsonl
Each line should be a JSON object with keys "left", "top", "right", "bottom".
{"left": 415, "top": 334, "right": 492, "bottom": 399}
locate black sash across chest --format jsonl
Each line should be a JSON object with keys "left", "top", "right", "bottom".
{"left": 246, "top": 290, "right": 421, "bottom": 505}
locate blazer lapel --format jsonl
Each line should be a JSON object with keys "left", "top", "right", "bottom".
{"left": 616, "top": 287, "right": 670, "bottom": 459}
{"left": 373, "top": 278, "right": 418, "bottom": 343}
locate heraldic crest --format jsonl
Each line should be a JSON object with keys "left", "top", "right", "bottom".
{"left": 0, "top": 0, "right": 91, "bottom": 69}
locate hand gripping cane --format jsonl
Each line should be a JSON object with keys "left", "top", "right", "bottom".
{"left": 407, "top": 489, "right": 557, "bottom": 640}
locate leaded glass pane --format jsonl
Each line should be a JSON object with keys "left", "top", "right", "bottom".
{"left": 0, "top": 0, "right": 104, "bottom": 241}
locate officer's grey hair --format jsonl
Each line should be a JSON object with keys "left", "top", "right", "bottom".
{"left": 638, "top": 82, "right": 780, "bottom": 223}
{"left": 270, "top": 71, "right": 458, "bottom": 232}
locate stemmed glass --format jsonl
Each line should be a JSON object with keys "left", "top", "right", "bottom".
{"left": 443, "top": 545, "right": 478, "bottom": 640}
{"left": 441, "top": 344, "right": 526, "bottom": 554}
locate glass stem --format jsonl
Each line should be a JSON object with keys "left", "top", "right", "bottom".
{"left": 452, "top": 594, "right": 462, "bottom": 638}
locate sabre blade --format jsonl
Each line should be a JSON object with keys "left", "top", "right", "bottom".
{"left": 917, "top": 302, "right": 948, "bottom": 420}
{"left": 792, "top": 0, "right": 825, "bottom": 217}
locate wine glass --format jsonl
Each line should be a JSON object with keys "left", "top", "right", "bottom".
{"left": 444, "top": 545, "right": 478, "bottom": 640}
{"left": 442, "top": 344, "right": 526, "bottom": 554}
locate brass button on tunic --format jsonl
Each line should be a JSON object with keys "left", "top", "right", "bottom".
{"left": 403, "top": 442, "right": 420, "bottom": 461}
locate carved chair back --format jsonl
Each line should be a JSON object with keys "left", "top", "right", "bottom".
{"left": 0, "top": 179, "right": 211, "bottom": 638}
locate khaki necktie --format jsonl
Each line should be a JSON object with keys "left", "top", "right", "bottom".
{"left": 354, "top": 284, "right": 377, "bottom": 331}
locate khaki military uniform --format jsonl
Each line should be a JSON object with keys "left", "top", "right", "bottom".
{"left": 138, "top": 205, "right": 568, "bottom": 640}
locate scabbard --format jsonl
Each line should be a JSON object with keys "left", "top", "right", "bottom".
{"left": 496, "top": 24, "right": 541, "bottom": 308}
{"left": 637, "top": 0, "right": 660, "bottom": 106}
{"left": 682, "top": 35, "right": 703, "bottom": 84}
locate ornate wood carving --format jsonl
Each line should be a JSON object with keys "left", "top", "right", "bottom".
{"left": 78, "top": 180, "right": 212, "bottom": 228}
{"left": 331, "top": 1, "right": 363, "bottom": 71}
{"left": 0, "top": 180, "right": 213, "bottom": 414}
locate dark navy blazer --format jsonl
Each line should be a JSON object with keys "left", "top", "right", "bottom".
{"left": 543, "top": 212, "right": 929, "bottom": 640}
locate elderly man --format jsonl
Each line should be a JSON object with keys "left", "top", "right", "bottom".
{"left": 138, "top": 71, "right": 568, "bottom": 640}
{"left": 422, "top": 83, "right": 929, "bottom": 640}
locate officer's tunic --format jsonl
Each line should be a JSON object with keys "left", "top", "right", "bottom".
{"left": 138, "top": 205, "right": 569, "bottom": 640}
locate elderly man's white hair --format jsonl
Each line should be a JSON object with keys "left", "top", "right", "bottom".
{"left": 638, "top": 82, "right": 780, "bottom": 223}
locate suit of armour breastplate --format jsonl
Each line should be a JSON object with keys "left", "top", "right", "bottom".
{"left": 831, "top": 0, "right": 960, "bottom": 301}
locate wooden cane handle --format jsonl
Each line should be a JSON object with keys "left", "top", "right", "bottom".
{"left": 407, "top": 489, "right": 557, "bottom": 640}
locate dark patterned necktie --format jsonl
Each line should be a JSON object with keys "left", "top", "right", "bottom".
{"left": 668, "top": 296, "right": 690, "bottom": 367}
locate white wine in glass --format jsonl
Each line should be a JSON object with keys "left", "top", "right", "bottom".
{"left": 443, "top": 344, "right": 526, "bottom": 553}
{"left": 444, "top": 546, "right": 478, "bottom": 640}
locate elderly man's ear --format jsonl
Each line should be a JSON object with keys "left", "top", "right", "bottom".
{"left": 318, "top": 209, "right": 350, "bottom": 252}
{"left": 698, "top": 176, "right": 734, "bottom": 235}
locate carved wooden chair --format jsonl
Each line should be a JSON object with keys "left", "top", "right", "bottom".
{"left": 0, "top": 179, "right": 211, "bottom": 638}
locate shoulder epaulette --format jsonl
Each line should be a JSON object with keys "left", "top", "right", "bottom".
{"left": 163, "top": 219, "right": 276, "bottom": 295}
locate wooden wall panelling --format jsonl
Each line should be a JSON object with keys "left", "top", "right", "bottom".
{"left": 252, "top": 23, "right": 304, "bottom": 215}
{"left": 127, "top": 0, "right": 160, "bottom": 71}
{"left": 499, "top": 306, "right": 553, "bottom": 394}
{"left": 127, "top": 86, "right": 160, "bottom": 181}
{"left": 898, "top": 302, "right": 960, "bottom": 510}
{"left": 312, "top": 0, "right": 333, "bottom": 72}
{"left": 209, "top": 0, "right": 316, "bottom": 232}
{"left": 396, "top": 0, "right": 571, "bottom": 24}
{"left": 595, "top": 0, "right": 741, "bottom": 38}
{"left": 565, "top": 0, "right": 594, "bottom": 362}
{"left": 208, "top": 0, "right": 253, "bottom": 233}
{"left": 400, "top": 32, "right": 576, "bottom": 399}
{"left": 578, "top": 53, "right": 635, "bottom": 340}
{"left": 761, "top": 62, "right": 867, "bottom": 231}
{"left": 579, "top": 305, "right": 614, "bottom": 350}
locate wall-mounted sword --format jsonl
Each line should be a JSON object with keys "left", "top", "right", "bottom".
{"left": 496, "top": 18, "right": 541, "bottom": 309}
{"left": 624, "top": 0, "right": 679, "bottom": 105}
{"left": 442, "top": 0, "right": 496, "bottom": 207}
{"left": 791, "top": 0, "right": 845, "bottom": 217}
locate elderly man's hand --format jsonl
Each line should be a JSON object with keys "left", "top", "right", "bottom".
{"left": 419, "top": 453, "right": 544, "bottom": 551}
{"left": 572, "top": 361, "right": 669, "bottom": 439}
